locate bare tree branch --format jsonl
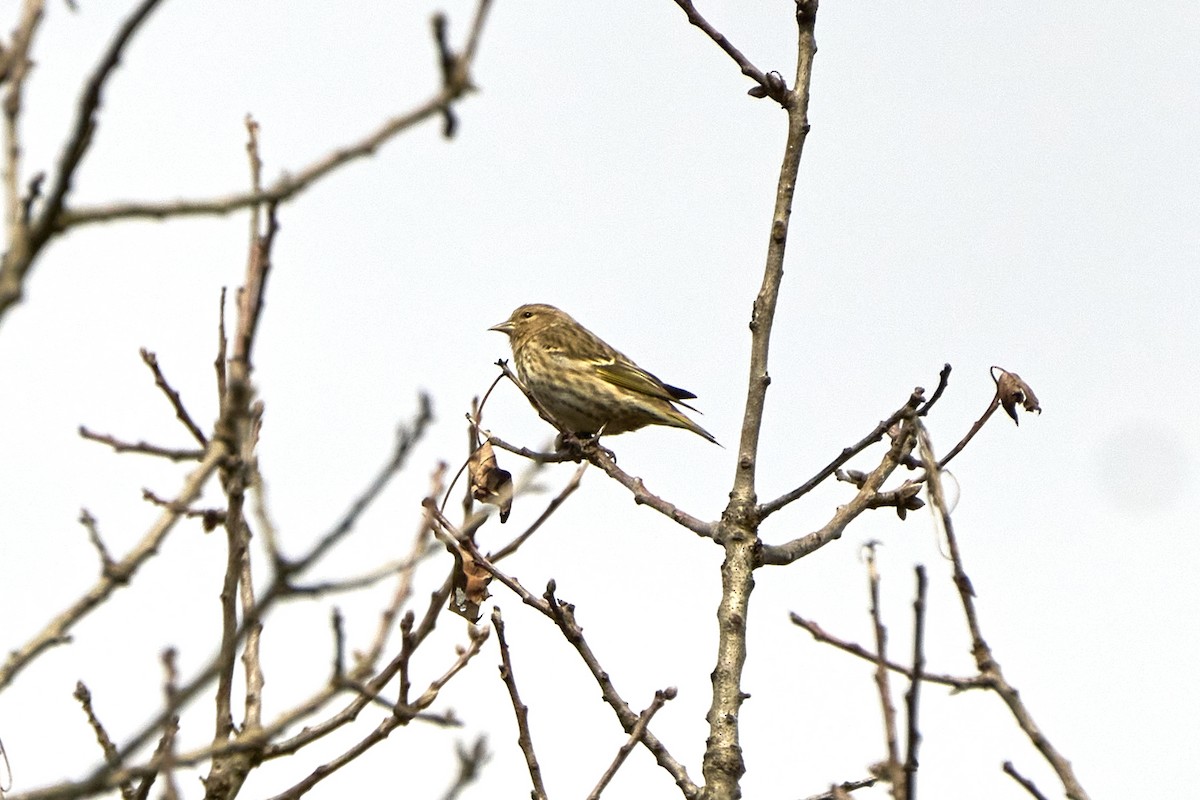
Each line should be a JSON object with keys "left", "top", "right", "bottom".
{"left": 139, "top": 348, "right": 208, "bottom": 447}
{"left": 796, "top": 779, "right": 878, "bottom": 800}
{"left": 863, "top": 544, "right": 903, "bottom": 796}
{"left": 54, "top": 0, "right": 493, "bottom": 232}
{"left": 491, "top": 359, "right": 714, "bottom": 537}
{"left": 487, "top": 462, "right": 587, "bottom": 561}
{"left": 5, "top": 394, "right": 433, "bottom": 800}
{"left": 757, "top": 386, "right": 926, "bottom": 519}
{"left": 78, "top": 426, "right": 204, "bottom": 461}
{"left": 1, "top": 0, "right": 47, "bottom": 314}
{"left": 445, "top": 527, "right": 699, "bottom": 799}
{"left": 0, "top": 441, "right": 227, "bottom": 692}
{"left": 694, "top": 4, "right": 820, "bottom": 797}
{"left": 0, "top": 0, "right": 166, "bottom": 322}
{"left": 761, "top": 417, "right": 917, "bottom": 566}
{"left": 788, "top": 612, "right": 981, "bottom": 691}
{"left": 586, "top": 688, "right": 676, "bottom": 800}
{"left": 917, "top": 425, "right": 1091, "bottom": 800}
{"left": 492, "top": 608, "right": 548, "bottom": 800}
{"left": 1002, "top": 761, "right": 1051, "bottom": 800}
{"left": 671, "top": 0, "right": 789, "bottom": 105}
{"left": 438, "top": 736, "right": 490, "bottom": 800}
{"left": 904, "top": 567, "right": 928, "bottom": 800}
{"left": 585, "top": 445, "right": 713, "bottom": 537}
{"left": 264, "top": 625, "right": 490, "bottom": 800}
{"left": 72, "top": 682, "right": 134, "bottom": 800}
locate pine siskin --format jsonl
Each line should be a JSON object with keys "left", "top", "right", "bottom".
{"left": 490, "top": 303, "right": 718, "bottom": 444}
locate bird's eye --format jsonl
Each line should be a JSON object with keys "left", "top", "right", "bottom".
{"left": 522, "top": 311, "right": 533, "bottom": 319}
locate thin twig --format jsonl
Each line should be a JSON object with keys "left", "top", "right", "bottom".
{"left": 864, "top": 544, "right": 902, "bottom": 795}
{"left": 1002, "top": 761, "right": 1051, "bottom": 800}
{"left": 758, "top": 386, "right": 926, "bottom": 519}
{"left": 486, "top": 435, "right": 579, "bottom": 463}
{"left": 0, "top": 730, "right": 11, "bottom": 795}
{"left": 215, "top": 287, "right": 228, "bottom": 407}
{"left": 432, "top": 14, "right": 459, "bottom": 137}
{"left": 585, "top": 446, "right": 714, "bottom": 538}
{"left": 0, "top": 443, "right": 227, "bottom": 692}
{"left": 139, "top": 349, "right": 208, "bottom": 447}
{"left": 671, "top": 0, "right": 789, "bottom": 105}
{"left": 288, "top": 395, "right": 434, "bottom": 579}
{"left": 4, "top": 402, "right": 433, "bottom": 800}
{"left": 492, "top": 608, "right": 548, "bottom": 800}
{"left": 796, "top": 779, "right": 878, "bottom": 800}
{"left": 356, "top": 464, "right": 444, "bottom": 673}
{"left": 77, "top": 509, "right": 114, "bottom": 573}
{"left": 55, "top": 0, "right": 495, "bottom": 232}
{"left": 129, "top": 706, "right": 178, "bottom": 800}
{"left": 491, "top": 359, "right": 715, "bottom": 537}
{"left": 202, "top": 132, "right": 278, "bottom": 792}
{"left": 586, "top": 688, "right": 676, "bottom": 800}
{"left": 446, "top": 534, "right": 698, "bottom": 798}
{"left": 139, "top": 488, "right": 224, "bottom": 530}
{"left": 487, "top": 462, "right": 587, "bottom": 561}
{"left": 544, "top": 582, "right": 698, "bottom": 798}
{"left": 918, "top": 424, "right": 1091, "bottom": 800}
{"left": 72, "top": 683, "right": 134, "bottom": 800}
{"left": 78, "top": 427, "right": 204, "bottom": 461}
{"left": 155, "top": 649, "right": 181, "bottom": 800}
{"left": 788, "top": 612, "right": 981, "bottom": 691}
{"left": 761, "top": 417, "right": 918, "bottom": 566}
{"left": 264, "top": 626, "right": 490, "bottom": 800}
{"left": 289, "top": 553, "right": 436, "bottom": 597}
{"left": 934, "top": 396, "right": 1000, "bottom": 471}
{"left": 238, "top": 524, "right": 265, "bottom": 732}
{"left": 2, "top": 0, "right": 46, "bottom": 258}
{"left": 0, "top": 0, "right": 165, "bottom": 321}
{"left": 438, "top": 736, "right": 490, "bottom": 800}
{"left": 915, "top": 364, "right": 952, "bottom": 416}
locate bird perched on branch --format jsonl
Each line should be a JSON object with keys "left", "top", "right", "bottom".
{"left": 490, "top": 303, "right": 718, "bottom": 444}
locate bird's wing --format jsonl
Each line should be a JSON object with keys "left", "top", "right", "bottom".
{"left": 539, "top": 322, "right": 704, "bottom": 408}
{"left": 594, "top": 359, "right": 699, "bottom": 409}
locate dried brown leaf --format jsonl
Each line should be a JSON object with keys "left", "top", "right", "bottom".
{"left": 994, "top": 368, "right": 1042, "bottom": 425}
{"left": 443, "top": 539, "right": 492, "bottom": 623}
{"left": 468, "top": 441, "right": 513, "bottom": 523}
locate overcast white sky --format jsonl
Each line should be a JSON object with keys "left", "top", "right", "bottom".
{"left": 1, "top": 1, "right": 1197, "bottom": 798}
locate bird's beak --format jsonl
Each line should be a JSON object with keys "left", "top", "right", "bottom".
{"left": 489, "top": 320, "right": 514, "bottom": 334}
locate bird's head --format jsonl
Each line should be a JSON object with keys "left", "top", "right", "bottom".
{"left": 489, "top": 304, "right": 564, "bottom": 341}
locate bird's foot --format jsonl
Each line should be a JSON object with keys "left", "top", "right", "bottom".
{"left": 556, "top": 432, "right": 616, "bottom": 464}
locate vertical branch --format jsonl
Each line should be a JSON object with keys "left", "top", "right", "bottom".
{"left": 704, "top": 4, "right": 819, "bottom": 800}
{"left": 904, "top": 566, "right": 927, "bottom": 800}
{"left": 156, "top": 649, "right": 182, "bottom": 800}
{"left": 204, "top": 119, "right": 279, "bottom": 799}
{"left": 1, "top": 0, "right": 45, "bottom": 298}
{"left": 731, "top": 0, "right": 818, "bottom": 496}
{"left": 239, "top": 503, "right": 265, "bottom": 732}
{"left": 237, "top": 116, "right": 266, "bottom": 736}
{"left": 864, "top": 545, "right": 902, "bottom": 798}
{"left": 211, "top": 485, "right": 245, "bottom": 744}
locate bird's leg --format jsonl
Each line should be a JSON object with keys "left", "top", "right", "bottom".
{"left": 554, "top": 430, "right": 617, "bottom": 464}
{"left": 553, "top": 432, "right": 588, "bottom": 463}
{"left": 577, "top": 425, "right": 617, "bottom": 464}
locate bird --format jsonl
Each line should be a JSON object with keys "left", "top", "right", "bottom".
{"left": 490, "top": 303, "right": 718, "bottom": 444}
